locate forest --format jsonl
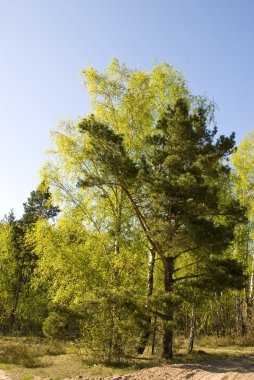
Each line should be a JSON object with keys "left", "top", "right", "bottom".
{"left": 1, "top": 59, "right": 254, "bottom": 362}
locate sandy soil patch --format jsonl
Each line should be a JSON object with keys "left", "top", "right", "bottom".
{"left": 78, "top": 355, "right": 254, "bottom": 380}
{"left": 0, "top": 370, "right": 12, "bottom": 380}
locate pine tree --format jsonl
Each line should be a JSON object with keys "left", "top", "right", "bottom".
{"left": 77, "top": 99, "right": 244, "bottom": 358}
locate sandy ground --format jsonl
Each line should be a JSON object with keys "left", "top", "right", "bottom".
{"left": 0, "top": 370, "right": 11, "bottom": 380}
{"left": 3, "top": 355, "right": 254, "bottom": 380}
{"left": 94, "top": 355, "right": 254, "bottom": 380}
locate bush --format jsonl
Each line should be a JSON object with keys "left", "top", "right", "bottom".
{"left": 43, "top": 311, "right": 81, "bottom": 340}
{"left": 43, "top": 312, "right": 67, "bottom": 339}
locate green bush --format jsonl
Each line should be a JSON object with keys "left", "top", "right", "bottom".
{"left": 43, "top": 311, "right": 81, "bottom": 340}
{"left": 43, "top": 312, "right": 67, "bottom": 339}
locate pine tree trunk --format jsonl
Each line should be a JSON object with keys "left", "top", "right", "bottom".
{"left": 188, "top": 309, "right": 196, "bottom": 353}
{"left": 136, "top": 249, "right": 155, "bottom": 354}
{"left": 162, "top": 326, "right": 173, "bottom": 359}
{"left": 161, "top": 256, "right": 174, "bottom": 359}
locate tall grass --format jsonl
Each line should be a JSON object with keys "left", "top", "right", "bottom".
{"left": 197, "top": 334, "right": 254, "bottom": 348}
{"left": 0, "top": 337, "right": 66, "bottom": 368}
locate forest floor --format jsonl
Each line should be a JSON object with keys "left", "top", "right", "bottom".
{"left": 2, "top": 354, "right": 254, "bottom": 380}
{"left": 2, "top": 338, "right": 254, "bottom": 380}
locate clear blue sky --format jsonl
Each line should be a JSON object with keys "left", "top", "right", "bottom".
{"left": 1, "top": 0, "right": 254, "bottom": 219}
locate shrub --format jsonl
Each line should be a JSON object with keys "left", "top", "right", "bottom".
{"left": 43, "top": 311, "right": 81, "bottom": 340}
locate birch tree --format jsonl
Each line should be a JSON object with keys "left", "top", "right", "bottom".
{"left": 232, "top": 131, "right": 254, "bottom": 327}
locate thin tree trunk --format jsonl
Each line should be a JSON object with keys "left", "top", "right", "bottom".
{"left": 236, "top": 294, "right": 244, "bottom": 336}
{"left": 9, "top": 256, "right": 25, "bottom": 331}
{"left": 243, "top": 226, "right": 251, "bottom": 333}
{"left": 188, "top": 309, "right": 196, "bottom": 353}
{"left": 151, "top": 311, "right": 157, "bottom": 355}
{"left": 247, "top": 251, "right": 254, "bottom": 324}
{"left": 147, "top": 249, "right": 155, "bottom": 298}
{"left": 136, "top": 249, "right": 155, "bottom": 354}
{"left": 114, "top": 186, "right": 123, "bottom": 257}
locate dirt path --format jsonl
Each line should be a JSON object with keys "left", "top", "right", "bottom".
{"left": 2, "top": 354, "right": 254, "bottom": 380}
{"left": 0, "top": 370, "right": 11, "bottom": 380}
{"left": 98, "top": 355, "right": 254, "bottom": 380}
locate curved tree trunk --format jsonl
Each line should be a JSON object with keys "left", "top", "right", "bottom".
{"left": 136, "top": 249, "right": 155, "bottom": 354}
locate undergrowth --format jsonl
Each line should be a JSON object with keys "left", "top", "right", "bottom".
{"left": 0, "top": 337, "right": 65, "bottom": 368}
{"left": 1, "top": 335, "right": 254, "bottom": 379}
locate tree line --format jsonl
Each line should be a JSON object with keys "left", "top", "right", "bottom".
{"left": 1, "top": 59, "right": 254, "bottom": 360}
